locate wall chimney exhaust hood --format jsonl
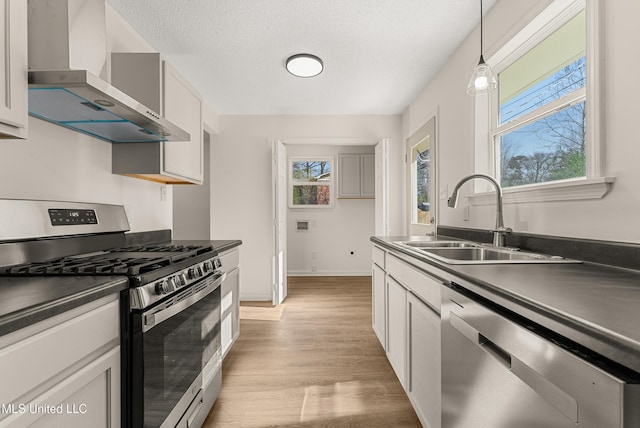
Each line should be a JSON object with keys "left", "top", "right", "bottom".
{"left": 27, "top": 0, "right": 190, "bottom": 143}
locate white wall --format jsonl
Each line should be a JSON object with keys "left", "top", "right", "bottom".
{"left": 403, "top": 0, "right": 640, "bottom": 243}
{"left": 210, "top": 115, "right": 402, "bottom": 300}
{"left": 0, "top": 118, "right": 172, "bottom": 232}
{"left": 286, "top": 144, "right": 375, "bottom": 276}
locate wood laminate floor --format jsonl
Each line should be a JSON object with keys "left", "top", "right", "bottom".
{"left": 203, "top": 276, "right": 422, "bottom": 428}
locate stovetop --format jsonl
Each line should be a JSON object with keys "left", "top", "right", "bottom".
{"left": 0, "top": 243, "right": 216, "bottom": 278}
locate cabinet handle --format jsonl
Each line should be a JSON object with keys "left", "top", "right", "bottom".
{"left": 478, "top": 333, "right": 511, "bottom": 368}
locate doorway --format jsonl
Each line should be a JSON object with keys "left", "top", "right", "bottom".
{"left": 272, "top": 138, "right": 390, "bottom": 304}
{"left": 406, "top": 116, "right": 437, "bottom": 236}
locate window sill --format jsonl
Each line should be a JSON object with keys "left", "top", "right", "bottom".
{"left": 468, "top": 177, "right": 615, "bottom": 206}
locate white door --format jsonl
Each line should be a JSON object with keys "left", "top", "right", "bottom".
{"left": 375, "top": 138, "right": 390, "bottom": 236}
{"left": 271, "top": 139, "right": 287, "bottom": 304}
{"left": 406, "top": 116, "right": 437, "bottom": 235}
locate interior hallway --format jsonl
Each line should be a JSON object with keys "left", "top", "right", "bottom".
{"left": 203, "top": 276, "right": 421, "bottom": 427}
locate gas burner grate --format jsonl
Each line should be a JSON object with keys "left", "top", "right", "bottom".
{"left": 116, "top": 244, "right": 214, "bottom": 255}
{"left": 0, "top": 255, "right": 175, "bottom": 276}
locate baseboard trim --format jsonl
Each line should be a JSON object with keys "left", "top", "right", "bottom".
{"left": 239, "top": 293, "right": 272, "bottom": 301}
{"left": 287, "top": 271, "right": 371, "bottom": 277}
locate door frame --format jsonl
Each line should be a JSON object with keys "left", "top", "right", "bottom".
{"left": 271, "top": 139, "right": 287, "bottom": 305}
{"left": 272, "top": 137, "right": 390, "bottom": 298}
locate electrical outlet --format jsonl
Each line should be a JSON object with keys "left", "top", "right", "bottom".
{"left": 160, "top": 185, "right": 168, "bottom": 202}
{"left": 463, "top": 205, "right": 470, "bottom": 221}
{"left": 440, "top": 184, "right": 449, "bottom": 200}
{"left": 311, "top": 251, "right": 317, "bottom": 260}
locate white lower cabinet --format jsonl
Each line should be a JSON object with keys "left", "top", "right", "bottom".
{"left": 372, "top": 262, "right": 386, "bottom": 348}
{"left": 220, "top": 247, "right": 240, "bottom": 358}
{"left": 0, "top": 295, "right": 120, "bottom": 427}
{"left": 386, "top": 276, "right": 407, "bottom": 389}
{"left": 407, "top": 292, "right": 441, "bottom": 428}
{"left": 374, "top": 248, "right": 443, "bottom": 428}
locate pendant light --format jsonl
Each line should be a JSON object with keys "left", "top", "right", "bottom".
{"left": 466, "top": 0, "right": 497, "bottom": 95}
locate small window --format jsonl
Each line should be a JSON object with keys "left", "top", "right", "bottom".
{"left": 289, "top": 158, "right": 334, "bottom": 208}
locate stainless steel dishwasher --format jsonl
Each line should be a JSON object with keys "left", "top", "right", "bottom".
{"left": 441, "top": 284, "right": 640, "bottom": 428}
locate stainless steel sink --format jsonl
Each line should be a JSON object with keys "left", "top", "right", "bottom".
{"left": 394, "top": 240, "right": 581, "bottom": 264}
{"left": 397, "top": 240, "right": 482, "bottom": 249}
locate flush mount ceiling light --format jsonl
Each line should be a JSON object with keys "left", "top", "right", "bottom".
{"left": 466, "top": 0, "right": 497, "bottom": 95}
{"left": 286, "top": 54, "right": 323, "bottom": 78}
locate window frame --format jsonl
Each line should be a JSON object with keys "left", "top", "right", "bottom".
{"left": 288, "top": 157, "right": 335, "bottom": 209}
{"left": 471, "top": 0, "right": 613, "bottom": 206}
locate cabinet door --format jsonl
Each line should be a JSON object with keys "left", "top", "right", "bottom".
{"left": 221, "top": 267, "right": 240, "bottom": 358}
{"left": 0, "top": 0, "right": 27, "bottom": 139}
{"left": 163, "top": 61, "right": 203, "bottom": 184}
{"left": 338, "top": 154, "right": 361, "bottom": 197}
{"left": 407, "top": 292, "right": 441, "bottom": 428}
{"left": 386, "top": 276, "right": 407, "bottom": 389}
{"left": 360, "top": 154, "right": 375, "bottom": 197}
{"left": 2, "top": 346, "right": 120, "bottom": 428}
{"left": 372, "top": 263, "right": 386, "bottom": 348}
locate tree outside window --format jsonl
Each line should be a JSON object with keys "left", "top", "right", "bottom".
{"left": 290, "top": 159, "right": 333, "bottom": 207}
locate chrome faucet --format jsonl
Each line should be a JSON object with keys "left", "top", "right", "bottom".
{"left": 447, "top": 174, "right": 512, "bottom": 247}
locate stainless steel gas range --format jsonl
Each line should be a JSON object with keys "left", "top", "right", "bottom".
{"left": 0, "top": 199, "right": 224, "bottom": 428}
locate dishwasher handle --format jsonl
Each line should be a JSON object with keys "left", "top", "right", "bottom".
{"left": 449, "top": 311, "right": 579, "bottom": 423}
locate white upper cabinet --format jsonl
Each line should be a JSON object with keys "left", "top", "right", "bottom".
{"left": 162, "top": 60, "right": 203, "bottom": 184}
{"left": 338, "top": 153, "right": 375, "bottom": 198}
{"left": 0, "top": 0, "right": 27, "bottom": 139}
{"left": 111, "top": 52, "right": 204, "bottom": 184}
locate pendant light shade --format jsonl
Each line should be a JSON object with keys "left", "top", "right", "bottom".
{"left": 466, "top": 0, "right": 496, "bottom": 95}
{"left": 466, "top": 55, "right": 497, "bottom": 95}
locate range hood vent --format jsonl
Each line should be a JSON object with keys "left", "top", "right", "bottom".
{"left": 27, "top": 0, "right": 190, "bottom": 143}
{"left": 28, "top": 70, "right": 190, "bottom": 143}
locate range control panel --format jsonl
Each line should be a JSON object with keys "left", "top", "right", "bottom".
{"left": 48, "top": 209, "right": 98, "bottom": 226}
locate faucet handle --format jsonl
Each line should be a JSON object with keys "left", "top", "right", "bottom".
{"left": 492, "top": 227, "right": 512, "bottom": 234}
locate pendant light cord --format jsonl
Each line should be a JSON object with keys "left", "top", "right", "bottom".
{"left": 480, "top": 0, "right": 484, "bottom": 59}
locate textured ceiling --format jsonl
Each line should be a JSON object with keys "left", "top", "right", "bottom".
{"left": 105, "top": 0, "right": 497, "bottom": 115}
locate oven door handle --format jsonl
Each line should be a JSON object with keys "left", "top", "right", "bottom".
{"left": 143, "top": 271, "right": 225, "bottom": 332}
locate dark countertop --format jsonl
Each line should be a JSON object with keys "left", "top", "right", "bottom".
{"left": 372, "top": 235, "right": 640, "bottom": 374}
{"left": 172, "top": 239, "right": 242, "bottom": 254}
{"left": 123, "top": 229, "right": 242, "bottom": 255}
{"left": 0, "top": 275, "right": 128, "bottom": 338}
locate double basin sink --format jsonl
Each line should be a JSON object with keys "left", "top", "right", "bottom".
{"left": 394, "top": 240, "right": 580, "bottom": 265}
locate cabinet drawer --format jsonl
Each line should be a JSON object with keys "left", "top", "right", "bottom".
{"left": 0, "top": 299, "right": 119, "bottom": 405}
{"left": 387, "top": 254, "right": 441, "bottom": 311}
{"left": 219, "top": 248, "right": 240, "bottom": 275}
{"left": 372, "top": 245, "right": 386, "bottom": 269}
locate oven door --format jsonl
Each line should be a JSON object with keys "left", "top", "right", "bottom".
{"left": 130, "top": 271, "right": 224, "bottom": 428}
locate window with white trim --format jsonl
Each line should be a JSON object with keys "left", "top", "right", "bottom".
{"left": 474, "top": 0, "right": 612, "bottom": 202}
{"left": 289, "top": 158, "right": 334, "bottom": 208}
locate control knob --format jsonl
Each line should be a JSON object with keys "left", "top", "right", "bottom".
{"left": 175, "top": 273, "right": 187, "bottom": 287}
{"left": 154, "top": 279, "right": 172, "bottom": 295}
